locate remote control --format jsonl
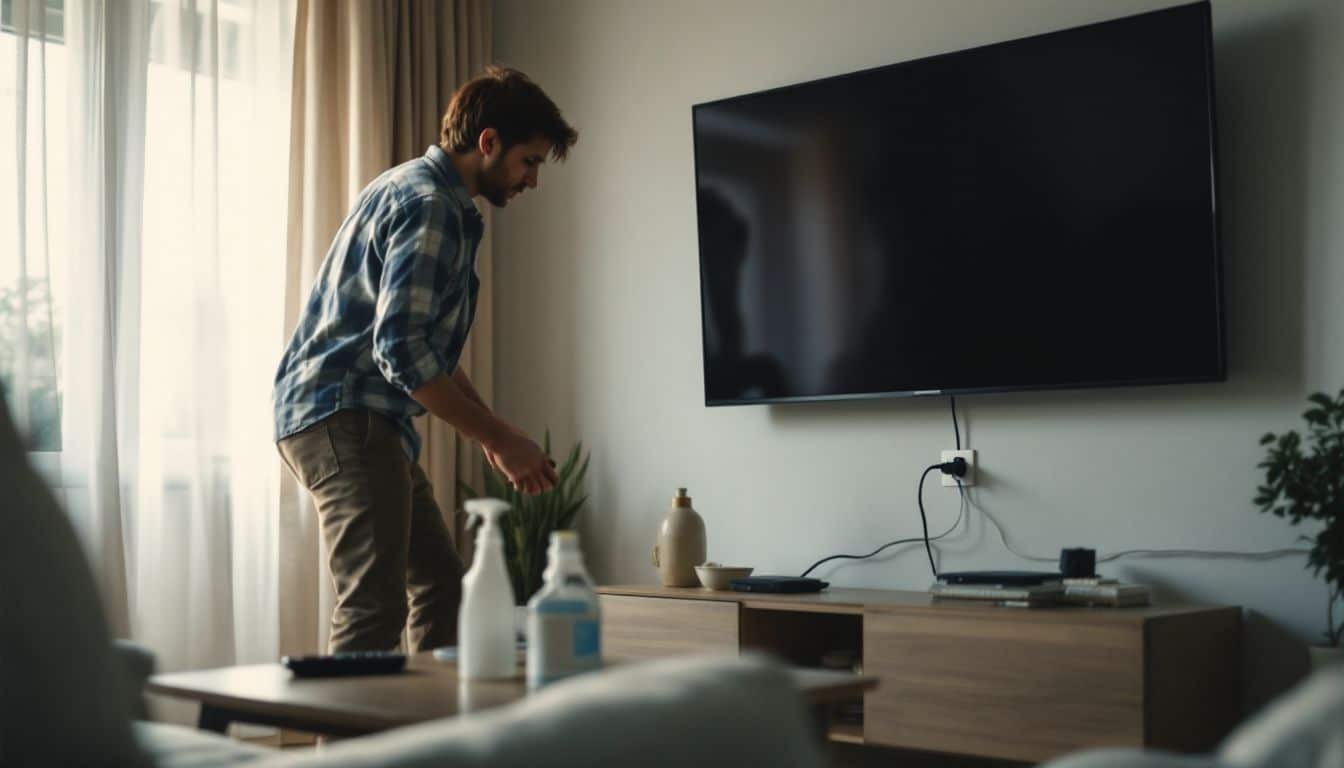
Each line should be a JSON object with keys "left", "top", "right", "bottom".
{"left": 281, "top": 651, "right": 407, "bottom": 677}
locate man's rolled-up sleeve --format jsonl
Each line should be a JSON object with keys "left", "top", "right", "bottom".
{"left": 371, "top": 194, "right": 462, "bottom": 394}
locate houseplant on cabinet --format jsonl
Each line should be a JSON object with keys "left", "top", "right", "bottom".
{"left": 1255, "top": 390, "right": 1344, "bottom": 667}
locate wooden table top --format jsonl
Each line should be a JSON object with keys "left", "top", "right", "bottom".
{"left": 146, "top": 651, "right": 877, "bottom": 736}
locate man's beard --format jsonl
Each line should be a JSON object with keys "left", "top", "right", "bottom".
{"left": 479, "top": 164, "right": 514, "bottom": 207}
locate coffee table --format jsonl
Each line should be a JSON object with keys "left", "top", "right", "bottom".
{"left": 146, "top": 652, "right": 877, "bottom": 738}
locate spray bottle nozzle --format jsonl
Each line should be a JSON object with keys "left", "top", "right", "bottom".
{"left": 464, "top": 498, "right": 512, "bottom": 530}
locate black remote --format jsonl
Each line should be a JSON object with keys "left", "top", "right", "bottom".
{"left": 281, "top": 651, "right": 407, "bottom": 677}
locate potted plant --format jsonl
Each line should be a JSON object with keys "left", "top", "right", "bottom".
{"left": 1255, "top": 390, "right": 1344, "bottom": 667}
{"left": 461, "top": 430, "right": 590, "bottom": 605}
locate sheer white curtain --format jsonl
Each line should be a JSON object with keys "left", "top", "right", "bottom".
{"left": 132, "top": 0, "right": 298, "bottom": 673}
{"left": 2, "top": 0, "right": 300, "bottom": 680}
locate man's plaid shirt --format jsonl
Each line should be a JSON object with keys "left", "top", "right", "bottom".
{"left": 273, "top": 145, "right": 483, "bottom": 461}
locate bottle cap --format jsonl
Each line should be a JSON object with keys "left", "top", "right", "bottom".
{"left": 674, "top": 487, "right": 692, "bottom": 508}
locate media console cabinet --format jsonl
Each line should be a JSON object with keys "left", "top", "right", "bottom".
{"left": 597, "top": 585, "right": 1240, "bottom": 764}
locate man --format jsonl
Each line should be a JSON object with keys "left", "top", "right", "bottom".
{"left": 273, "top": 66, "right": 578, "bottom": 653}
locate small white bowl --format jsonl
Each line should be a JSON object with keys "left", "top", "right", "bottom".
{"left": 694, "top": 565, "right": 754, "bottom": 590}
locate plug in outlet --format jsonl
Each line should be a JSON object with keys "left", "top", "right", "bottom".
{"left": 941, "top": 449, "right": 976, "bottom": 487}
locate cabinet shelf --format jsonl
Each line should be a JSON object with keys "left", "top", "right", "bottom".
{"left": 828, "top": 722, "right": 864, "bottom": 745}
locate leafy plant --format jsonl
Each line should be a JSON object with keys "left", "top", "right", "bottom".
{"left": 461, "top": 430, "right": 590, "bottom": 605}
{"left": 1255, "top": 390, "right": 1344, "bottom": 647}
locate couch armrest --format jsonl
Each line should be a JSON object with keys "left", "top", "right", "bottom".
{"left": 112, "top": 639, "right": 157, "bottom": 720}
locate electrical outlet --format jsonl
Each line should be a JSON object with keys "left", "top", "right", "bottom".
{"left": 941, "top": 449, "right": 976, "bottom": 487}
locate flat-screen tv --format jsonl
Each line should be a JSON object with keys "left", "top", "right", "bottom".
{"left": 692, "top": 1, "right": 1224, "bottom": 406}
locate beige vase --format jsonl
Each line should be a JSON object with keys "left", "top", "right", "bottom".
{"left": 652, "top": 488, "right": 707, "bottom": 587}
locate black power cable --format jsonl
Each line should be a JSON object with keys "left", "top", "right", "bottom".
{"left": 799, "top": 533, "right": 937, "bottom": 579}
{"left": 798, "top": 397, "right": 971, "bottom": 580}
{"left": 800, "top": 457, "right": 967, "bottom": 579}
{"left": 950, "top": 395, "right": 960, "bottom": 450}
{"left": 917, "top": 464, "right": 941, "bottom": 576}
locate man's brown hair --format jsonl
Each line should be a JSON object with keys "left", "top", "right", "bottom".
{"left": 441, "top": 66, "right": 578, "bottom": 161}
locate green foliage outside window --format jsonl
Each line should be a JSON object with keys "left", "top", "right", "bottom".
{"left": 0, "top": 277, "right": 61, "bottom": 451}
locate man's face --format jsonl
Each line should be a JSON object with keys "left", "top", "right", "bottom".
{"left": 478, "top": 133, "right": 551, "bottom": 208}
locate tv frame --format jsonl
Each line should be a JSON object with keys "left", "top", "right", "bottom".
{"left": 691, "top": 1, "right": 1226, "bottom": 408}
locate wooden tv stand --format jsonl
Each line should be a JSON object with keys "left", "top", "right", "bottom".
{"left": 597, "top": 585, "right": 1240, "bottom": 764}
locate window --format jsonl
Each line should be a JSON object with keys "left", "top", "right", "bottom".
{"left": 147, "top": 0, "right": 249, "bottom": 81}
{"left": 1, "top": 0, "right": 67, "bottom": 451}
{"left": 0, "top": 0, "right": 63, "bottom": 43}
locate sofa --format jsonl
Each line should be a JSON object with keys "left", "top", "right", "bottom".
{"left": 1, "top": 390, "right": 1340, "bottom": 768}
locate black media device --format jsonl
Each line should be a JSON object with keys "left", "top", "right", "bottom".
{"left": 692, "top": 1, "right": 1224, "bottom": 406}
{"left": 1059, "top": 547, "right": 1098, "bottom": 578}
{"left": 731, "top": 575, "right": 829, "bottom": 594}
{"left": 937, "top": 571, "right": 1062, "bottom": 586}
{"left": 281, "top": 651, "right": 407, "bottom": 677}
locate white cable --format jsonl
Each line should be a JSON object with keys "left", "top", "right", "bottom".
{"left": 975, "top": 499, "right": 1058, "bottom": 562}
{"left": 802, "top": 474, "right": 969, "bottom": 577}
{"left": 1097, "top": 547, "right": 1308, "bottom": 562}
{"left": 933, "top": 480, "right": 967, "bottom": 545}
{"left": 967, "top": 491, "right": 1309, "bottom": 564}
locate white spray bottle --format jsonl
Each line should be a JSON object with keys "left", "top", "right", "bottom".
{"left": 459, "top": 498, "right": 517, "bottom": 680}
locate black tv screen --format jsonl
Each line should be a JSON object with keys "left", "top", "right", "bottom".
{"left": 693, "top": 1, "right": 1224, "bottom": 406}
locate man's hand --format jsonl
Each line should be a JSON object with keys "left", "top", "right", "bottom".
{"left": 487, "top": 430, "right": 558, "bottom": 495}
{"left": 483, "top": 445, "right": 503, "bottom": 475}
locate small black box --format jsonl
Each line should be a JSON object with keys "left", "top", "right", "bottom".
{"left": 1059, "top": 547, "right": 1097, "bottom": 578}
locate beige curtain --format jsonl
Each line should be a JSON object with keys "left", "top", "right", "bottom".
{"left": 282, "top": 0, "right": 493, "bottom": 654}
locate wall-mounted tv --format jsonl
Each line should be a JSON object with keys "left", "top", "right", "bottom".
{"left": 692, "top": 1, "right": 1224, "bottom": 406}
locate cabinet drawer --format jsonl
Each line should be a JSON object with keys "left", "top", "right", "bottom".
{"left": 864, "top": 610, "right": 1143, "bottom": 763}
{"left": 600, "top": 595, "right": 739, "bottom": 660}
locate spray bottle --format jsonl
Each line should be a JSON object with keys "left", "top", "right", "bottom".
{"left": 459, "top": 498, "right": 517, "bottom": 680}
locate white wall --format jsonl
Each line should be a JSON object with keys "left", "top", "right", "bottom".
{"left": 493, "top": 0, "right": 1344, "bottom": 697}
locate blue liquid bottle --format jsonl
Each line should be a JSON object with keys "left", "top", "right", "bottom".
{"left": 526, "top": 531, "right": 602, "bottom": 688}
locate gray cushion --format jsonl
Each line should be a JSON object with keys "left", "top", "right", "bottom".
{"left": 1042, "top": 748, "right": 1220, "bottom": 768}
{"left": 134, "top": 723, "right": 275, "bottom": 768}
{"left": 0, "top": 394, "right": 151, "bottom": 767}
{"left": 260, "top": 653, "right": 825, "bottom": 768}
{"left": 1218, "top": 664, "right": 1344, "bottom": 768}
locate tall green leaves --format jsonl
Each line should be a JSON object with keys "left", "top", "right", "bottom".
{"left": 1256, "top": 389, "right": 1344, "bottom": 646}
{"left": 461, "top": 430, "right": 590, "bottom": 605}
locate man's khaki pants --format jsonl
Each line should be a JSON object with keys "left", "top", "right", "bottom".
{"left": 278, "top": 409, "right": 463, "bottom": 652}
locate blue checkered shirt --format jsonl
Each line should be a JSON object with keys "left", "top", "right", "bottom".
{"left": 273, "top": 145, "right": 483, "bottom": 461}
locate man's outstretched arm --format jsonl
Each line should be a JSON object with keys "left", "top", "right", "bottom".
{"left": 451, "top": 366, "right": 491, "bottom": 414}
{"left": 411, "top": 373, "right": 558, "bottom": 495}
{"left": 450, "top": 366, "right": 511, "bottom": 477}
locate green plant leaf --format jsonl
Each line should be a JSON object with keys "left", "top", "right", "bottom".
{"left": 482, "top": 465, "right": 507, "bottom": 499}
{"left": 559, "top": 440, "right": 580, "bottom": 480}
{"left": 559, "top": 497, "right": 587, "bottom": 529}
{"left": 1307, "top": 392, "right": 1333, "bottom": 409}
